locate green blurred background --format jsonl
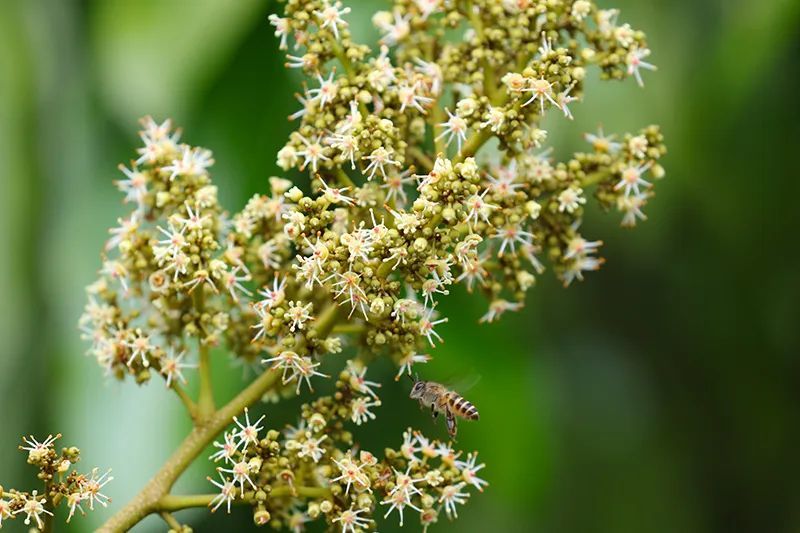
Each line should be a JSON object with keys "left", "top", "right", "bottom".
{"left": 0, "top": 0, "right": 797, "bottom": 531}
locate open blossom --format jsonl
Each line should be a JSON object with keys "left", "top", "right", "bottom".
{"left": 436, "top": 108, "right": 468, "bottom": 152}
{"left": 159, "top": 348, "right": 196, "bottom": 387}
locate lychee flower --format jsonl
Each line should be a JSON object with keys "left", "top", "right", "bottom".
{"left": 436, "top": 108, "right": 468, "bottom": 153}
{"left": 395, "top": 352, "right": 431, "bottom": 380}
{"left": 362, "top": 146, "right": 401, "bottom": 180}
{"left": 558, "top": 185, "right": 587, "bottom": 213}
{"left": 521, "top": 77, "right": 561, "bottom": 115}
{"left": 418, "top": 306, "right": 448, "bottom": 347}
{"left": 314, "top": 1, "right": 351, "bottom": 40}
{"left": 614, "top": 162, "right": 653, "bottom": 197}
{"left": 351, "top": 397, "right": 381, "bottom": 425}
{"left": 15, "top": 491, "right": 53, "bottom": 528}
{"left": 381, "top": 488, "right": 422, "bottom": 527}
{"left": 439, "top": 482, "right": 470, "bottom": 518}
{"left": 209, "top": 431, "right": 240, "bottom": 464}
{"left": 627, "top": 48, "right": 657, "bottom": 87}
{"left": 233, "top": 407, "right": 265, "bottom": 450}
{"left": 456, "top": 452, "right": 488, "bottom": 492}
{"left": 159, "top": 348, "right": 196, "bottom": 388}
{"left": 480, "top": 299, "right": 524, "bottom": 323}
{"left": 218, "top": 460, "right": 257, "bottom": 496}
{"left": 207, "top": 473, "right": 236, "bottom": 513}
{"left": 307, "top": 71, "right": 339, "bottom": 109}
{"left": 333, "top": 506, "right": 373, "bottom": 533}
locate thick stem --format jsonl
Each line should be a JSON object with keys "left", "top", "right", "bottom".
{"left": 156, "top": 486, "right": 331, "bottom": 513}
{"left": 194, "top": 289, "right": 216, "bottom": 419}
{"left": 98, "top": 369, "right": 281, "bottom": 532}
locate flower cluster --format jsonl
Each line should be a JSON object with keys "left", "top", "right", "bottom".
{"left": 206, "top": 362, "right": 484, "bottom": 531}
{"left": 71, "top": 0, "right": 665, "bottom": 530}
{"left": 0, "top": 434, "right": 111, "bottom": 529}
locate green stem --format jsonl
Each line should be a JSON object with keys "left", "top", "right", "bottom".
{"left": 160, "top": 511, "right": 182, "bottom": 530}
{"left": 194, "top": 289, "right": 215, "bottom": 419}
{"left": 97, "top": 369, "right": 282, "bottom": 532}
{"left": 172, "top": 383, "right": 198, "bottom": 420}
{"left": 156, "top": 486, "right": 331, "bottom": 513}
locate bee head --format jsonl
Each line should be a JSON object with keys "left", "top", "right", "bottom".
{"left": 408, "top": 374, "right": 425, "bottom": 399}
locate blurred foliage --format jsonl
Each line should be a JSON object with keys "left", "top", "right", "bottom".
{"left": 0, "top": 0, "right": 798, "bottom": 531}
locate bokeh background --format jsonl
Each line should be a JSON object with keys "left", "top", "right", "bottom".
{"left": 1, "top": 0, "right": 797, "bottom": 531}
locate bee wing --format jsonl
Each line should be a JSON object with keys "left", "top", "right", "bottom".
{"left": 443, "top": 373, "right": 482, "bottom": 393}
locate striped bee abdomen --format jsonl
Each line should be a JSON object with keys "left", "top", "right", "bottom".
{"left": 448, "top": 393, "right": 479, "bottom": 420}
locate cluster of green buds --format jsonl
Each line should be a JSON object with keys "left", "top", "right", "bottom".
{"left": 72, "top": 0, "right": 665, "bottom": 530}
{"left": 206, "top": 362, "right": 485, "bottom": 530}
{"left": 0, "top": 434, "right": 111, "bottom": 530}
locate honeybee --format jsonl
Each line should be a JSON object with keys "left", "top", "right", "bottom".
{"left": 409, "top": 375, "right": 479, "bottom": 439}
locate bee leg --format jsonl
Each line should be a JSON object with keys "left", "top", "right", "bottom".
{"left": 446, "top": 409, "right": 457, "bottom": 440}
{"left": 431, "top": 407, "right": 438, "bottom": 420}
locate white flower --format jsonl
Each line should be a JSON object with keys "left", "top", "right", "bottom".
{"left": 317, "top": 176, "right": 355, "bottom": 205}
{"left": 160, "top": 348, "right": 196, "bottom": 387}
{"left": 101, "top": 259, "right": 129, "bottom": 292}
{"left": 333, "top": 506, "right": 373, "bottom": 533}
{"left": 564, "top": 236, "right": 603, "bottom": 261}
{"left": 400, "top": 428, "right": 421, "bottom": 462}
{"left": 331, "top": 455, "right": 368, "bottom": 495}
{"left": 81, "top": 468, "right": 113, "bottom": 510}
{"left": 388, "top": 465, "right": 424, "bottom": 499}
{"left": 521, "top": 77, "right": 561, "bottom": 115}
{"left": 155, "top": 221, "right": 187, "bottom": 256}
{"left": 325, "top": 132, "right": 359, "bottom": 169}
{"left": 480, "top": 105, "right": 505, "bottom": 132}
{"left": 394, "top": 352, "right": 431, "bottom": 381}
{"left": 376, "top": 9, "right": 411, "bottom": 46}
{"left": 397, "top": 81, "right": 433, "bottom": 113}
{"left": 627, "top": 48, "right": 657, "bottom": 87}
{"left": 136, "top": 116, "right": 181, "bottom": 165}
{"left": 298, "top": 433, "right": 327, "bottom": 463}
{"left": 307, "top": 71, "right": 339, "bottom": 109}
{"left": 209, "top": 431, "right": 240, "bottom": 464}
{"left": 346, "top": 361, "right": 382, "bottom": 398}
{"left": 439, "top": 482, "right": 470, "bottom": 518}
{"left": 414, "top": 0, "right": 442, "bottom": 19}
{"left": 286, "top": 301, "right": 313, "bottom": 332}
{"left": 615, "top": 162, "right": 653, "bottom": 197}
{"left": 20, "top": 434, "right": 59, "bottom": 463}
{"left": 456, "top": 452, "right": 488, "bottom": 492}
{"left": 558, "top": 185, "right": 587, "bottom": 213}
{"left": 267, "top": 14, "right": 290, "bottom": 50}
{"left": 295, "top": 356, "right": 329, "bottom": 393}
{"left": 492, "top": 223, "right": 535, "bottom": 256}
{"left": 464, "top": 188, "right": 498, "bottom": 226}
{"left": 256, "top": 274, "right": 287, "bottom": 310}
{"left": 15, "top": 491, "right": 53, "bottom": 528}
{"left": 558, "top": 83, "right": 579, "bottom": 120}
{"left": 436, "top": 107, "right": 468, "bottom": 153}
{"left": 618, "top": 192, "right": 649, "bottom": 227}
{"left": 207, "top": 472, "right": 236, "bottom": 513}
{"left": 562, "top": 255, "right": 604, "bottom": 287}
{"left": 332, "top": 270, "right": 369, "bottom": 319}
{"left": 480, "top": 299, "right": 523, "bottom": 323}
{"left": 162, "top": 145, "right": 214, "bottom": 181}
{"left": 263, "top": 350, "right": 303, "bottom": 384}
{"left": 362, "top": 146, "right": 401, "bottom": 181}
{"left": 387, "top": 206, "right": 421, "bottom": 234}
{"left": 628, "top": 134, "right": 649, "bottom": 159}
{"left": 124, "top": 330, "right": 153, "bottom": 368}
{"left": 175, "top": 201, "right": 210, "bottom": 231}
{"left": 233, "top": 407, "right": 266, "bottom": 450}
{"left": 350, "top": 397, "right": 381, "bottom": 425}
{"left": 584, "top": 127, "right": 622, "bottom": 153}
{"left": 218, "top": 460, "right": 257, "bottom": 496}
{"left": 381, "top": 488, "right": 421, "bottom": 527}
{"left": 314, "top": 1, "right": 351, "bottom": 40}
{"left": 296, "top": 135, "right": 330, "bottom": 172}
{"left": 115, "top": 164, "right": 148, "bottom": 208}
{"left": 0, "top": 498, "right": 12, "bottom": 527}
{"left": 418, "top": 306, "right": 448, "bottom": 347}
{"left": 220, "top": 264, "right": 253, "bottom": 302}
